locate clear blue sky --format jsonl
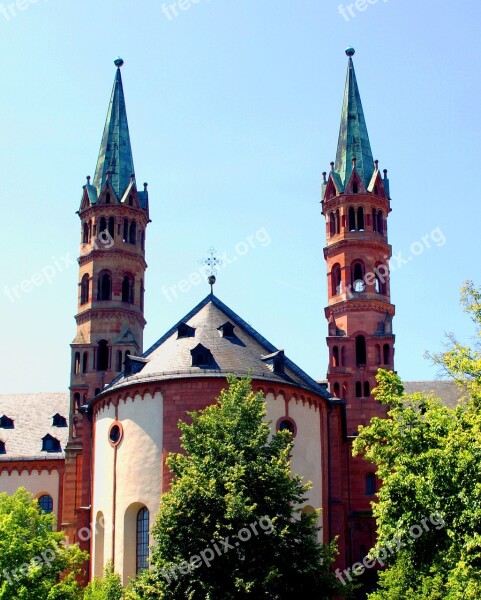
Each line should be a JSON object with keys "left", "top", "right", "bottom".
{"left": 1, "top": 0, "right": 479, "bottom": 393}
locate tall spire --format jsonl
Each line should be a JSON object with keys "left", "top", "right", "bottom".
{"left": 334, "top": 48, "right": 374, "bottom": 187}
{"left": 93, "top": 58, "right": 135, "bottom": 198}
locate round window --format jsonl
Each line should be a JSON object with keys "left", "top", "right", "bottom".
{"left": 277, "top": 417, "right": 297, "bottom": 437}
{"left": 108, "top": 422, "right": 123, "bottom": 447}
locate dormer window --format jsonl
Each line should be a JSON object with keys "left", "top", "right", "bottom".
{"left": 42, "top": 434, "right": 61, "bottom": 453}
{"left": 0, "top": 416, "right": 14, "bottom": 429}
{"left": 52, "top": 414, "right": 67, "bottom": 428}
{"left": 191, "top": 344, "right": 214, "bottom": 367}
{"left": 0, "top": 441, "right": 5, "bottom": 455}
{"left": 262, "top": 350, "right": 285, "bottom": 375}
{"left": 177, "top": 323, "right": 195, "bottom": 339}
{"left": 218, "top": 322, "right": 235, "bottom": 338}
{"left": 124, "top": 355, "right": 148, "bottom": 377}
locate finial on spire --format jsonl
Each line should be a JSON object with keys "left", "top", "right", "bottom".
{"left": 345, "top": 47, "right": 355, "bottom": 57}
{"left": 374, "top": 159, "right": 379, "bottom": 170}
{"left": 86, "top": 175, "right": 91, "bottom": 184}
{"left": 199, "top": 248, "right": 223, "bottom": 294}
{"left": 114, "top": 57, "right": 124, "bottom": 68}
{"left": 322, "top": 172, "right": 327, "bottom": 184}
{"left": 352, "top": 155, "right": 357, "bottom": 168}
{"left": 330, "top": 161, "right": 335, "bottom": 171}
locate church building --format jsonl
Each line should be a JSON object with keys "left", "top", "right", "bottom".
{"left": 0, "top": 49, "right": 462, "bottom": 588}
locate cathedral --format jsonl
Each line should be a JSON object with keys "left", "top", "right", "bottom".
{"left": 0, "top": 49, "right": 461, "bottom": 590}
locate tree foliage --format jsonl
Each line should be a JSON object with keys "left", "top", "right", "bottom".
{"left": 0, "top": 487, "right": 87, "bottom": 600}
{"left": 83, "top": 561, "right": 123, "bottom": 600}
{"left": 127, "top": 375, "right": 347, "bottom": 599}
{"left": 353, "top": 282, "right": 481, "bottom": 599}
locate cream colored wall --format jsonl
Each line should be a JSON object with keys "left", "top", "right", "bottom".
{"left": 265, "top": 392, "right": 323, "bottom": 539}
{"left": 0, "top": 469, "right": 60, "bottom": 518}
{"left": 91, "top": 391, "right": 163, "bottom": 585}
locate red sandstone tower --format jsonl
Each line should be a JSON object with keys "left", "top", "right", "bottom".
{"left": 63, "top": 59, "right": 150, "bottom": 566}
{"left": 322, "top": 48, "right": 395, "bottom": 576}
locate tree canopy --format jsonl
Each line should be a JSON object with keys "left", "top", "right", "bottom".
{"left": 353, "top": 282, "right": 481, "bottom": 599}
{"left": 127, "top": 375, "right": 347, "bottom": 599}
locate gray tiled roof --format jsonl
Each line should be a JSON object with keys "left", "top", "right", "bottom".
{"left": 0, "top": 393, "right": 69, "bottom": 461}
{"left": 403, "top": 380, "right": 467, "bottom": 409}
{"left": 101, "top": 295, "right": 331, "bottom": 400}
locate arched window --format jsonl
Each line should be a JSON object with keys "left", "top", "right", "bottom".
{"left": 332, "top": 346, "right": 339, "bottom": 367}
{"left": 341, "top": 346, "right": 346, "bottom": 367}
{"left": 99, "top": 216, "right": 107, "bottom": 233}
{"left": 140, "top": 280, "right": 144, "bottom": 312}
{"left": 73, "top": 393, "right": 81, "bottom": 412}
{"left": 73, "top": 352, "right": 80, "bottom": 375}
{"left": 348, "top": 206, "right": 356, "bottom": 231}
{"left": 366, "top": 473, "right": 376, "bottom": 496}
{"left": 106, "top": 192, "right": 111, "bottom": 204}
{"left": 82, "top": 222, "right": 89, "bottom": 244}
{"left": 97, "top": 340, "right": 109, "bottom": 371}
{"left": 82, "top": 352, "right": 88, "bottom": 373}
{"left": 364, "top": 381, "right": 370, "bottom": 397}
{"left": 374, "top": 184, "right": 379, "bottom": 195}
{"left": 357, "top": 206, "right": 364, "bottom": 230}
{"left": 352, "top": 181, "right": 358, "bottom": 194}
{"left": 140, "top": 230, "right": 145, "bottom": 251}
{"left": 80, "top": 274, "right": 89, "bottom": 305}
{"left": 352, "top": 262, "right": 365, "bottom": 291}
{"left": 372, "top": 208, "right": 377, "bottom": 233}
{"left": 383, "top": 344, "right": 390, "bottom": 365}
{"left": 329, "top": 212, "right": 336, "bottom": 237}
{"left": 38, "top": 495, "right": 53, "bottom": 514}
{"left": 136, "top": 508, "right": 149, "bottom": 573}
{"left": 97, "top": 272, "right": 112, "bottom": 301}
{"left": 108, "top": 217, "right": 115, "bottom": 239}
{"left": 331, "top": 264, "right": 342, "bottom": 296}
{"left": 377, "top": 211, "right": 384, "bottom": 235}
{"left": 375, "top": 344, "right": 381, "bottom": 366}
{"left": 342, "top": 382, "right": 348, "bottom": 400}
{"left": 128, "top": 195, "right": 133, "bottom": 206}
{"left": 355, "top": 381, "right": 362, "bottom": 398}
{"left": 333, "top": 382, "right": 340, "bottom": 398}
{"left": 122, "top": 275, "right": 135, "bottom": 304}
{"left": 375, "top": 274, "right": 387, "bottom": 295}
{"left": 116, "top": 350, "right": 123, "bottom": 372}
{"left": 356, "top": 335, "right": 367, "bottom": 366}
{"left": 129, "top": 221, "right": 137, "bottom": 244}
{"left": 336, "top": 209, "right": 341, "bottom": 234}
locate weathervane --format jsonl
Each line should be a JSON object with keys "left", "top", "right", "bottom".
{"left": 199, "top": 247, "right": 223, "bottom": 294}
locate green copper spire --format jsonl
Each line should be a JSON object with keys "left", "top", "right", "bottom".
{"left": 93, "top": 58, "right": 135, "bottom": 198}
{"left": 335, "top": 48, "right": 374, "bottom": 187}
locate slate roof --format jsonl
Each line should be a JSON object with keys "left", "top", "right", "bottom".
{"left": 403, "top": 380, "right": 467, "bottom": 409}
{"left": 99, "top": 294, "right": 331, "bottom": 400}
{"left": 0, "top": 393, "right": 69, "bottom": 461}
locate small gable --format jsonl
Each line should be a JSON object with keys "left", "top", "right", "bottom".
{"left": 0, "top": 415, "right": 14, "bottom": 429}
{"left": 177, "top": 323, "right": 196, "bottom": 339}
{"left": 52, "top": 414, "right": 67, "bottom": 428}
{"left": 218, "top": 321, "right": 235, "bottom": 338}
{"left": 191, "top": 344, "right": 215, "bottom": 368}
{"left": 41, "top": 434, "right": 61, "bottom": 453}
{"left": 262, "top": 350, "right": 286, "bottom": 375}
{"left": 345, "top": 169, "right": 366, "bottom": 194}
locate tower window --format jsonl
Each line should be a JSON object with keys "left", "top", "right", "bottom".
{"left": 38, "top": 495, "right": 53, "bottom": 514}
{"left": 375, "top": 344, "right": 381, "bottom": 365}
{"left": 336, "top": 209, "right": 340, "bottom": 234}
{"left": 97, "top": 339, "right": 109, "bottom": 371}
{"left": 116, "top": 350, "right": 123, "bottom": 372}
{"left": 106, "top": 192, "right": 111, "bottom": 204}
{"left": 348, "top": 206, "right": 356, "bottom": 231}
{"left": 364, "top": 381, "right": 370, "bottom": 397}
{"left": 329, "top": 212, "right": 336, "bottom": 237}
{"left": 99, "top": 216, "right": 107, "bottom": 233}
{"left": 366, "top": 473, "right": 376, "bottom": 496}
{"left": 129, "top": 221, "right": 137, "bottom": 244}
{"left": 377, "top": 210, "right": 384, "bottom": 235}
{"left": 128, "top": 195, "right": 133, "bottom": 207}
{"left": 352, "top": 262, "right": 366, "bottom": 292}
{"left": 341, "top": 346, "right": 346, "bottom": 366}
{"left": 73, "top": 352, "right": 81, "bottom": 375}
{"left": 136, "top": 507, "right": 150, "bottom": 573}
{"left": 97, "top": 272, "right": 112, "bottom": 301}
{"left": 73, "top": 393, "right": 81, "bottom": 411}
{"left": 0, "top": 416, "right": 14, "bottom": 429}
{"left": 332, "top": 346, "right": 339, "bottom": 367}
{"left": 52, "top": 414, "right": 67, "bottom": 427}
{"left": 82, "top": 351, "right": 88, "bottom": 373}
{"left": 352, "top": 181, "right": 358, "bottom": 194}
{"left": 331, "top": 263, "right": 342, "bottom": 296}
{"left": 140, "top": 280, "right": 144, "bottom": 312}
{"left": 140, "top": 231, "right": 145, "bottom": 251}
{"left": 372, "top": 208, "right": 377, "bottom": 233}
{"left": 42, "top": 434, "right": 61, "bottom": 453}
{"left": 355, "top": 381, "right": 362, "bottom": 398}
{"left": 342, "top": 382, "right": 348, "bottom": 400}
{"left": 80, "top": 274, "right": 89, "bottom": 305}
{"left": 122, "top": 275, "right": 135, "bottom": 304}
{"left": 355, "top": 335, "right": 367, "bottom": 366}
{"left": 123, "top": 218, "right": 129, "bottom": 242}
{"left": 82, "top": 222, "right": 89, "bottom": 244}
{"left": 357, "top": 206, "right": 364, "bottom": 231}
{"left": 108, "top": 216, "right": 115, "bottom": 239}
{"left": 383, "top": 344, "right": 390, "bottom": 365}
{"left": 333, "top": 382, "right": 340, "bottom": 398}
{"left": 374, "top": 185, "right": 379, "bottom": 195}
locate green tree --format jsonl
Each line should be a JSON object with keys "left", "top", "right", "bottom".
{"left": 127, "top": 375, "right": 347, "bottom": 599}
{"left": 0, "top": 487, "right": 87, "bottom": 600}
{"left": 83, "top": 561, "right": 123, "bottom": 600}
{"left": 353, "top": 282, "right": 481, "bottom": 599}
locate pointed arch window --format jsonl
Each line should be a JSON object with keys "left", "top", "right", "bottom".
{"left": 82, "top": 351, "right": 89, "bottom": 373}
{"left": 136, "top": 508, "right": 149, "bottom": 573}
{"left": 108, "top": 217, "right": 115, "bottom": 239}
{"left": 332, "top": 346, "right": 339, "bottom": 367}
{"left": 73, "top": 352, "right": 81, "bottom": 375}
{"left": 355, "top": 335, "right": 367, "bottom": 366}
{"left": 329, "top": 212, "right": 336, "bottom": 237}
{"left": 97, "top": 340, "right": 109, "bottom": 371}
{"left": 106, "top": 192, "right": 111, "bottom": 204}
{"left": 129, "top": 221, "right": 137, "bottom": 244}
{"left": 372, "top": 208, "right": 377, "bottom": 232}
{"left": 331, "top": 264, "right": 342, "bottom": 296}
{"left": 377, "top": 210, "right": 384, "bottom": 235}
{"left": 80, "top": 274, "right": 89, "bottom": 305}
{"left": 357, "top": 206, "right": 364, "bottom": 231}
{"left": 333, "top": 382, "right": 340, "bottom": 398}
{"left": 352, "top": 262, "right": 365, "bottom": 292}
{"left": 82, "top": 222, "right": 89, "bottom": 244}
{"left": 97, "top": 272, "right": 112, "bottom": 301}
{"left": 99, "top": 216, "right": 107, "bottom": 233}
{"left": 348, "top": 206, "right": 356, "bottom": 231}
{"left": 352, "top": 181, "right": 358, "bottom": 194}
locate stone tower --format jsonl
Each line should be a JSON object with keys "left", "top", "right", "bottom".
{"left": 62, "top": 59, "right": 150, "bottom": 564}
{"left": 322, "top": 48, "right": 395, "bottom": 572}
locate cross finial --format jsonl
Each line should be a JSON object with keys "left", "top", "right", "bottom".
{"left": 199, "top": 247, "right": 223, "bottom": 294}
